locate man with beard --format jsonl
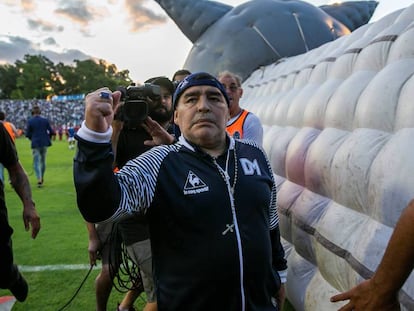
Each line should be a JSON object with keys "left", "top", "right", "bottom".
{"left": 86, "top": 77, "right": 174, "bottom": 311}
{"left": 114, "top": 76, "right": 175, "bottom": 168}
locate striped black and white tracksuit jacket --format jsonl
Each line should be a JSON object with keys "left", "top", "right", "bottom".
{"left": 74, "top": 126, "right": 287, "bottom": 311}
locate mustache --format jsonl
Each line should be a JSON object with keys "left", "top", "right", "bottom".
{"left": 191, "top": 114, "right": 215, "bottom": 125}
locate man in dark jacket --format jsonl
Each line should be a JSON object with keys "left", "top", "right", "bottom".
{"left": 25, "top": 106, "right": 54, "bottom": 187}
{"left": 74, "top": 72, "right": 287, "bottom": 310}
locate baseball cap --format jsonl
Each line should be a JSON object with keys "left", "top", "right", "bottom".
{"left": 172, "top": 72, "right": 230, "bottom": 110}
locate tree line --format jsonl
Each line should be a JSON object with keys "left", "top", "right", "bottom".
{"left": 0, "top": 54, "right": 133, "bottom": 99}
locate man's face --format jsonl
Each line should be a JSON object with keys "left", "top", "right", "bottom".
{"left": 174, "top": 85, "right": 229, "bottom": 148}
{"left": 149, "top": 86, "right": 173, "bottom": 123}
{"left": 218, "top": 75, "right": 243, "bottom": 117}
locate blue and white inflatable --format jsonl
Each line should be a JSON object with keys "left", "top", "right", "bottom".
{"left": 155, "top": 1, "right": 414, "bottom": 310}
{"left": 241, "top": 5, "right": 414, "bottom": 310}
{"left": 155, "top": 0, "right": 377, "bottom": 80}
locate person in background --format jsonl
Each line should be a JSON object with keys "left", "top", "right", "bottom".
{"left": 74, "top": 72, "right": 287, "bottom": 310}
{"left": 58, "top": 125, "right": 63, "bottom": 141}
{"left": 218, "top": 71, "right": 264, "bottom": 146}
{"left": 67, "top": 123, "right": 76, "bottom": 150}
{"left": 0, "top": 111, "right": 18, "bottom": 142}
{"left": 0, "top": 111, "right": 19, "bottom": 183}
{"left": 171, "top": 69, "right": 192, "bottom": 84}
{"left": 0, "top": 123, "right": 41, "bottom": 302}
{"left": 86, "top": 221, "right": 122, "bottom": 311}
{"left": 25, "top": 106, "right": 54, "bottom": 187}
{"left": 51, "top": 126, "right": 57, "bottom": 141}
{"left": 87, "top": 76, "right": 175, "bottom": 311}
{"left": 115, "top": 76, "right": 175, "bottom": 311}
{"left": 330, "top": 199, "right": 414, "bottom": 311}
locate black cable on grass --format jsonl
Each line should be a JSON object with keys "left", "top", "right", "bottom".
{"left": 56, "top": 222, "right": 146, "bottom": 310}
{"left": 57, "top": 264, "right": 94, "bottom": 311}
{"left": 56, "top": 223, "right": 115, "bottom": 310}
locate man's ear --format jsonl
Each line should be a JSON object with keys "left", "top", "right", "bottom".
{"left": 173, "top": 110, "right": 179, "bottom": 125}
{"left": 239, "top": 87, "right": 243, "bottom": 98}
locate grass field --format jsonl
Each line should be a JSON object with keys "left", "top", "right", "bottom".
{"left": 0, "top": 137, "right": 295, "bottom": 311}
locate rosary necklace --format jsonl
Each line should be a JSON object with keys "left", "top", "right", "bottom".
{"left": 224, "top": 148, "right": 238, "bottom": 195}
{"left": 217, "top": 148, "right": 239, "bottom": 236}
{"left": 215, "top": 147, "right": 238, "bottom": 196}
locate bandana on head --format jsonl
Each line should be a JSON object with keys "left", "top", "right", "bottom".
{"left": 172, "top": 72, "right": 230, "bottom": 109}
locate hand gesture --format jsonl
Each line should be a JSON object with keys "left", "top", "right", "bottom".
{"left": 142, "top": 117, "right": 175, "bottom": 146}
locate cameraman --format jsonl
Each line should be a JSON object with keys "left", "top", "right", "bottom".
{"left": 114, "top": 76, "right": 175, "bottom": 168}
{"left": 86, "top": 77, "right": 175, "bottom": 311}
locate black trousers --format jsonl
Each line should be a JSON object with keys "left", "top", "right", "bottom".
{"left": 0, "top": 204, "right": 19, "bottom": 289}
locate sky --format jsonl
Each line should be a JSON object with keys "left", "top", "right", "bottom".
{"left": 0, "top": 0, "right": 412, "bottom": 85}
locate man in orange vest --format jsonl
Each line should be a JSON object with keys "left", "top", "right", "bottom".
{"left": 0, "top": 111, "right": 19, "bottom": 183}
{"left": 218, "top": 71, "right": 263, "bottom": 146}
{"left": 0, "top": 111, "right": 18, "bottom": 142}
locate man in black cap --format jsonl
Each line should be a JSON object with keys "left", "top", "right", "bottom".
{"left": 86, "top": 76, "right": 175, "bottom": 311}
{"left": 75, "top": 72, "right": 287, "bottom": 310}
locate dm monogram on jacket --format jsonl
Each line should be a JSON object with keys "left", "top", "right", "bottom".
{"left": 183, "top": 170, "right": 209, "bottom": 195}
{"left": 239, "top": 158, "right": 262, "bottom": 176}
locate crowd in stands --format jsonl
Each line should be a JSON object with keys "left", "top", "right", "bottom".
{"left": 0, "top": 99, "right": 84, "bottom": 135}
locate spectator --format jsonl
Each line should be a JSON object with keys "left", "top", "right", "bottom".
{"left": 74, "top": 72, "right": 287, "bottom": 310}
{"left": 51, "top": 126, "right": 57, "bottom": 141}
{"left": 0, "top": 99, "right": 85, "bottom": 132}
{"left": 58, "top": 125, "right": 64, "bottom": 141}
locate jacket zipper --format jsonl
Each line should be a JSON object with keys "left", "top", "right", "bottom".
{"left": 213, "top": 153, "right": 245, "bottom": 311}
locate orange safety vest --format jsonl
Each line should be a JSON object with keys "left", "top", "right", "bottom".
{"left": 226, "top": 109, "right": 249, "bottom": 139}
{"left": 2, "top": 121, "right": 16, "bottom": 142}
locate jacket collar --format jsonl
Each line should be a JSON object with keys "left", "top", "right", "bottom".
{"left": 178, "top": 134, "right": 235, "bottom": 155}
